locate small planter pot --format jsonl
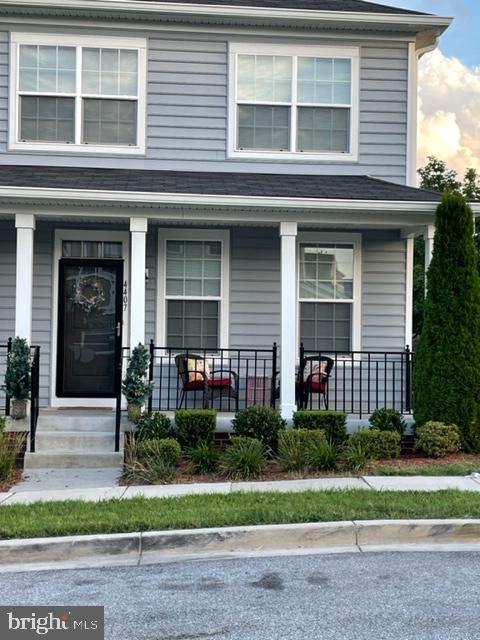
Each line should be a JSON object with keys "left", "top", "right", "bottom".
{"left": 127, "top": 403, "right": 143, "bottom": 423}
{"left": 10, "top": 399, "right": 27, "bottom": 420}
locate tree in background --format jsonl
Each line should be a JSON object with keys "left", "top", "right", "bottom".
{"left": 413, "top": 157, "right": 480, "bottom": 340}
{"left": 414, "top": 191, "right": 480, "bottom": 451}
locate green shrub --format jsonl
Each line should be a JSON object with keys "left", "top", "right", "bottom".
{"left": 135, "top": 438, "right": 182, "bottom": 483}
{"left": 369, "top": 408, "right": 406, "bottom": 435}
{"left": 136, "top": 412, "right": 172, "bottom": 441}
{"left": 189, "top": 442, "right": 221, "bottom": 474}
{"left": 349, "top": 429, "right": 401, "bottom": 461}
{"left": 293, "top": 411, "right": 348, "bottom": 447}
{"left": 414, "top": 192, "right": 480, "bottom": 451}
{"left": 278, "top": 429, "right": 326, "bottom": 472}
{"left": 232, "top": 405, "right": 286, "bottom": 453}
{"left": 343, "top": 440, "right": 371, "bottom": 472}
{"left": 0, "top": 431, "right": 25, "bottom": 483}
{"left": 414, "top": 422, "right": 461, "bottom": 458}
{"left": 221, "top": 436, "right": 266, "bottom": 479}
{"left": 174, "top": 409, "right": 217, "bottom": 449}
{"left": 0, "top": 415, "right": 6, "bottom": 433}
{"left": 4, "top": 337, "right": 31, "bottom": 401}
{"left": 122, "top": 343, "right": 154, "bottom": 408}
{"left": 308, "top": 439, "right": 338, "bottom": 472}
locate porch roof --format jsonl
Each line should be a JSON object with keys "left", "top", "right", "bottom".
{"left": 0, "top": 165, "right": 442, "bottom": 202}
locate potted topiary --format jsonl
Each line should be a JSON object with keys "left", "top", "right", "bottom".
{"left": 122, "top": 343, "right": 154, "bottom": 422}
{"left": 3, "top": 337, "right": 31, "bottom": 419}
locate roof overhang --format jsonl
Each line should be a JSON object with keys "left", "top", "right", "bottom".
{"left": 0, "top": 0, "right": 452, "bottom": 41}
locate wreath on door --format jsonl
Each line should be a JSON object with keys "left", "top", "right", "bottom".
{"left": 71, "top": 275, "right": 106, "bottom": 315}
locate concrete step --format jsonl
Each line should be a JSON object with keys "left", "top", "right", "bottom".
{"left": 34, "top": 431, "right": 116, "bottom": 452}
{"left": 24, "top": 451, "right": 123, "bottom": 470}
{"left": 37, "top": 413, "right": 116, "bottom": 433}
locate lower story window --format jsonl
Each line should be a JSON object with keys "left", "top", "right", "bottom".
{"left": 299, "top": 241, "right": 356, "bottom": 353}
{"left": 160, "top": 232, "right": 229, "bottom": 351}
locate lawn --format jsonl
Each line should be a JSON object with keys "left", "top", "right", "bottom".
{"left": 1, "top": 489, "right": 480, "bottom": 539}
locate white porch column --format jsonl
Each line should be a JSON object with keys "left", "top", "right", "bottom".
{"left": 424, "top": 224, "right": 435, "bottom": 291}
{"left": 129, "top": 217, "right": 148, "bottom": 348}
{"left": 279, "top": 221, "right": 298, "bottom": 421}
{"left": 15, "top": 213, "right": 35, "bottom": 343}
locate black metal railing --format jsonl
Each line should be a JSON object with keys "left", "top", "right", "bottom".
{"left": 148, "top": 342, "right": 278, "bottom": 413}
{"left": 0, "top": 339, "right": 11, "bottom": 417}
{"left": 299, "top": 344, "right": 414, "bottom": 418}
{"left": 29, "top": 346, "right": 41, "bottom": 453}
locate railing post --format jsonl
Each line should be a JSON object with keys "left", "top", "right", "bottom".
{"left": 298, "top": 342, "right": 305, "bottom": 410}
{"left": 148, "top": 339, "right": 155, "bottom": 414}
{"left": 405, "top": 345, "right": 412, "bottom": 414}
{"left": 270, "top": 342, "right": 278, "bottom": 408}
{"left": 5, "top": 337, "right": 11, "bottom": 417}
{"left": 29, "top": 346, "right": 40, "bottom": 454}
{"left": 115, "top": 348, "right": 124, "bottom": 453}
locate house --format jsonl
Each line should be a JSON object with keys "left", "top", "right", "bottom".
{"left": 0, "top": 0, "right": 469, "bottom": 468}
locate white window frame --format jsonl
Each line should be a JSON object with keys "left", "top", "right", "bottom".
{"left": 9, "top": 32, "right": 147, "bottom": 154}
{"left": 156, "top": 228, "right": 230, "bottom": 351}
{"left": 297, "top": 232, "right": 362, "bottom": 354}
{"left": 228, "top": 42, "right": 359, "bottom": 162}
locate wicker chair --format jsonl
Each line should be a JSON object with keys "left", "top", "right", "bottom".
{"left": 297, "top": 355, "right": 334, "bottom": 410}
{"left": 175, "top": 353, "right": 239, "bottom": 410}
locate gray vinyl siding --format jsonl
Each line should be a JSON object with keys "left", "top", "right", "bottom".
{"left": 362, "top": 233, "right": 407, "bottom": 351}
{"left": 229, "top": 227, "right": 281, "bottom": 350}
{"left": 32, "top": 226, "right": 53, "bottom": 405}
{"left": 0, "top": 222, "right": 15, "bottom": 343}
{"left": 0, "top": 27, "right": 408, "bottom": 182}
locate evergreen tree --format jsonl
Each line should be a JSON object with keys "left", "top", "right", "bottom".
{"left": 414, "top": 191, "right": 480, "bottom": 451}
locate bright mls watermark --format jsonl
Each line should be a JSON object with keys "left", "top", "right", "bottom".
{"left": 0, "top": 607, "right": 104, "bottom": 639}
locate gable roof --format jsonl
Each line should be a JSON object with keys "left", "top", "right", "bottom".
{"left": 129, "top": 0, "right": 426, "bottom": 15}
{"left": 0, "top": 165, "right": 442, "bottom": 203}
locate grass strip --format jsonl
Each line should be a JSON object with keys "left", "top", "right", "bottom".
{"left": 372, "top": 463, "right": 480, "bottom": 476}
{"left": 2, "top": 489, "right": 480, "bottom": 539}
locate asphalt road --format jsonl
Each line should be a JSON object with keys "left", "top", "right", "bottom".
{"left": 1, "top": 551, "right": 479, "bottom": 640}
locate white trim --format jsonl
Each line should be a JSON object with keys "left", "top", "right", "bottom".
{"left": 9, "top": 32, "right": 147, "bottom": 155}
{"left": 0, "top": 0, "right": 453, "bottom": 30}
{"left": 405, "top": 237, "right": 414, "bottom": 348}
{"left": 279, "top": 221, "right": 298, "bottom": 420}
{"left": 0, "top": 185, "right": 450, "bottom": 214}
{"left": 228, "top": 42, "right": 359, "bottom": 162}
{"left": 129, "top": 217, "right": 148, "bottom": 348}
{"left": 156, "top": 228, "right": 230, "bottom": 350}
{"left": 50, "top": 228, "right": 130, "bottom": 408}
{"left": 406, "top": 42, "right": 418, "bottom": 187}
{"left": 296, "top": 231, "right": 362, "bottom": 353}
{"left": 15, "top": 213, "right": 36, "bottom": 343}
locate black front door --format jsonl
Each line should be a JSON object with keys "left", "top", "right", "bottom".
{"left": 57, "top": 259, "right": 123, "bottom": 398}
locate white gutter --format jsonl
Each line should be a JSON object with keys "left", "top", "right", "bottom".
{"left": 0, "top": 0, "right": 453, "bottom": 31}
{"left": 0, "top": 184, "right": 451, "bottom": 212}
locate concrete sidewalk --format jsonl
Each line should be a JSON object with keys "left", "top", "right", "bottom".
{"left": 2, "top": 474, "right": 480, "bottom": 505}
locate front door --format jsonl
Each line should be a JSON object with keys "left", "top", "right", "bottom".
{"left": 57, "top": 259, "right": 123, "bottom": 398}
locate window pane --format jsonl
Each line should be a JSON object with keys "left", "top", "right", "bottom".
{"left": 237, "top": 54, "right": 291, "bottom": 102}
{"left": 300, "top": 302, "right": 352, "bottom": 352}
{"left": 299, "top": 244, "right": 354, "bottom": 301}
{"left": 20, "top": 96, "right": 75, "bottom": 142}
{"left": 82, "top": 99, "right": 137, "bottom": 145}
{"left": 297, "top": 57, "right": 351, "bottom": 105}
{"left": 297, "top": 107, "right": 350, "bottom": 153}
{"left": 238, "top": 105, "right": 289, "bottom": 151}
{"left": 166, "top": 240, "right": 222, "bottom": 300}
{"left": 82, "top": 47, "right": 138, "bottom": 96}
{"left": 19, "top": 45, "right": 76, "bottom": 93}
{"left": 167, "top": 300, "right": 219, "bottom": 350}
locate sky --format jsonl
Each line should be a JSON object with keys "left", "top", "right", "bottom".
{"left": 375, "top": 0, "right": 480, "bottom": 177}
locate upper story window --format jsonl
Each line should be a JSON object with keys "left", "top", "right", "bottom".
{"left": 229, "top": 43, "right": 359, "bottom": 162}
{"left": 10, "top": 33, "right": 146, "bottom": 154}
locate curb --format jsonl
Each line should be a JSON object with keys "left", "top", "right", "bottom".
{"left": 2, "top": 519, "right": 480, "bottom": 568}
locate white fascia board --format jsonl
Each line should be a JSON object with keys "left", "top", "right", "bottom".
{"left": 0, "top": 184, "right": 443, "bottom": 213}
{"left": 0, "top": 0, "right": 453, "bottom": 31}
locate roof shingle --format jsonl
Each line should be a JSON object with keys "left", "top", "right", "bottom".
{"left": 0, "top": 165, "right": 441, "bottom": 202}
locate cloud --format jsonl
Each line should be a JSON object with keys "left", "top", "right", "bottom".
{"left": 418, "top": 49, "right": 480, "bottom": 175}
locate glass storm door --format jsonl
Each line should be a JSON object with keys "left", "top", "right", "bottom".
{"left": 57, "top": 259, "right": 123, "bottom": 397}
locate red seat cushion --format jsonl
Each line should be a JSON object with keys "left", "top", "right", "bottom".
{"left": 310, "top": 381, "right": 326, "bottom": 393}
{"left": 184, "top": 380, "right": 205, "bottom": 391}
{"left": 208, "top": 377, "right": 232, "bottom": 388}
